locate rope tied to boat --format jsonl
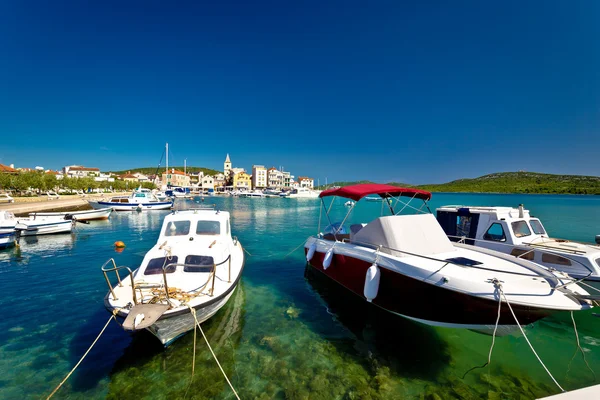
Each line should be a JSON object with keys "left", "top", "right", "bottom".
{"left": 185, "top": 304, "right": 241, "bottom": 400}
{"left": 497, "top": 283, "right": 565, "bottom": 392}
{"left": 46, "top": 308, "right": 121, "bottom": 399}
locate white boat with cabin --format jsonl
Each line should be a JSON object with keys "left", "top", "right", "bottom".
{"left": 280, "top": 187, "right": 320, "bottom": 198}
{"left": 437, "top": 205, "right": 600, "bottom": 291}
{"left": 305, "top": 184, "right": 593, "bottom": 335}
{"left": 90, "top": 189, "right": 173, "bottom": 211}
{"left": 102, "top": 206, "right": 245, "bottom": 346}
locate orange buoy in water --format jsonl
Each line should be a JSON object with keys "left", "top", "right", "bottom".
{"left": 114, "top": 241, "right": 126, "bottom": 249}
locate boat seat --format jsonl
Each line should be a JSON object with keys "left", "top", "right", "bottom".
{"left": 323, "top": 233, "right": 350, "bottom": 241}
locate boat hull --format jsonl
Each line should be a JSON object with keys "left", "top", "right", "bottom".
{"left": 147, "top": 289, "right": 236, "bottom": 346}
{"left": 30, "top": 208, "right": 112, "bottom": 221}
{"left": 305, "top": 247, "right": 560, "bottom": 333}
{"left": 0, "top": 231, "right": 16, "bottom": 249}
{"left": 14, "top": 220, "right": 73, "bottom": 236}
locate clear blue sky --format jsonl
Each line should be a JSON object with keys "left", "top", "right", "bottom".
{"left": 0, "top": 1, "right": 598, "bottom": 184}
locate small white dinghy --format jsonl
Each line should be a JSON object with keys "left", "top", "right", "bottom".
{"left": 0, "top": 211, "right": 73, "bottom": 236}
{"left": 101, "top": 205, "right": 245, "bottom": 346}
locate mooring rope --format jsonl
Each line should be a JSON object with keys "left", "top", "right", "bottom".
{"left": 567, "top": 311, "right": 596, "bottom": 380}
{"left": 187, "top": 305, "right": 240, "bottom": 400}
{"left": 498, "top": 285, "right": 565, "bottom": 392}
{"left": 462, "top": 289, "right": 502, "bottom": 379}
{"left": 46, "top": 314, "right": 115, "bottom": 399}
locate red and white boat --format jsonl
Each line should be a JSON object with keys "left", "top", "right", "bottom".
{"left": 304, "top": 184, "right": 593, "bottom": 335}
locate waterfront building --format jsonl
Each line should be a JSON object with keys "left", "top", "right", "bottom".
{"left": 252, "top": 165, "right": 267, "bottom": 189}
{"left": 282, "top": 171, "right": 294, "bottom": 188}
{"left": 95, "top": 172, "right": 115, "bottom": 183}
{"left": 233, "top": 171, "right": 251, "bottom": 190}
{"left": 213, "top": 173, "right": 226, "bottom": 189}
{"left": 298, "top": 177, "right": 314, "bottom": 189}
{"left": 121, "top": 173, "right": 139, "bottom": 183}
{"left": 63, "top": 165, "right": 101, "bottom": 178}
{"left": 133, "top": 172, "right": 149, "bottom": 182}
{"left": 201, "top": 175, "right": 215, "bottom": 191}
{"left": 161, "top": 168, "right": 191, "bottom": 188}
{"left": 267, "top": 167, "right": 284, "bottom": 189}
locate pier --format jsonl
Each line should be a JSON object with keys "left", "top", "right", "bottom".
{"left": 0, "top": 193, "right": 126, "bottom": 215}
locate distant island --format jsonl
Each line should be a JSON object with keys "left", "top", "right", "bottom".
{"left": 317, "top": 172, "right": 600, "bottom": 195}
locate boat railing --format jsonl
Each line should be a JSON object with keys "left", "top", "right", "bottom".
{"left": 101, "top": 258, "right": 138, "bottom": 304}
{"left": 446, "top": 234, "right": 594, "bottom": 276}
{"left": 337, "top": 237, "right": 577, "bottom": 283}
{"left": 161, "top": 255, "right": 232, "bottom": 300}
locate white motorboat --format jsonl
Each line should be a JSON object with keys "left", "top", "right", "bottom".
{"left": 240, "top": 190, "right": 265, "bottom": 198}
{"left": 304, "top": 184, "right": 593, "bottom": 335}
{"left": 152, "top": 190, "right": 173, "bottom": 202}
{"left": 102, "top": 206, "right": 245, "bottom": 346}
{"left": 0, "top": 228, "right": 17, "bottom": 249}
{"left": 90, "top": 189, "right": 173, "bottom": 211}
{"left": 29, "top": 207, "right": 112, "bottom": 221}
{"left": 0, "top": 211, "right": 73, "bottom": 236}
{"left": 280, "top": 187, "right": 320, "bottom": 198}
{"left": 437, "top": 205, "right": 600, "bottom": 291}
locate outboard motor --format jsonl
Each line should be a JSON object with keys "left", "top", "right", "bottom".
{"left": 595, "top": 235, "right": 600, "bottom": 245}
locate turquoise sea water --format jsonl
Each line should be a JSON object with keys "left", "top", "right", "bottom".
{"left": 1, "top": 193, "right": 599, "bottom": 399}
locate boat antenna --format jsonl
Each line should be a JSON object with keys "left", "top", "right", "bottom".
{"left": 153, "top": 147, "right": 165, "bottom": 177}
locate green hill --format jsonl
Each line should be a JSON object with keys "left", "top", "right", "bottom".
{"left": 316, "top": 172, "right": 600, "bottom": 195}
{"left": 416, "top": 172, "right": 600, "bottom": 194}
{"left": 111, "top": 166, "right": 220, "bottom": 176}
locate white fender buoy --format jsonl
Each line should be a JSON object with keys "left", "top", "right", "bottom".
{"left": 323, "top": 248, "right": 334, "bottom": 270}
{"left": 306, "top": 242, "right": 317, "bottom": 261}
{"left": 363, "top": 264, "right": 380, "bottom": 302}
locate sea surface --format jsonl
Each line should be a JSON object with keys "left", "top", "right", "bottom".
{"left": 1, "top": 193, "right": 599, "bottom": 399}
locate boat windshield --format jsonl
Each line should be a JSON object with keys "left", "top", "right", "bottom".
{"left": 196, "top": 221, "right": 220, "bottom": 235}
{"left": 529, "top": 219, "right": 546, "bottom": 235}
{"left": 512, "top": 220, "right": 532, "bottom": 238}
{"left": 165, "top": 221, "right": 191, "bottom": 236}
{"left": 144, "top": 256, "right": 178, "bottom": 275}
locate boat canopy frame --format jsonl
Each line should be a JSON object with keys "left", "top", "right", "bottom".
{"left": 318, "top": 184, "right": 433, "bottom": 240}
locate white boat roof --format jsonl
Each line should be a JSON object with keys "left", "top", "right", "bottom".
{"left": 157, "top": 208, "right": 231, "bottom": 243}
{"left": 437, "top": 205, "right": 531, "bottom": 220}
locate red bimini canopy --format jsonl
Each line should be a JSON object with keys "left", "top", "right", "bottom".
{"left": 319, "top": 183, "right": 432, "bottom": 202}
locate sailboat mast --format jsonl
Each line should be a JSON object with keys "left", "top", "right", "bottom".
{"left": 166, "top": 142, "right": 169, "bottom": 173}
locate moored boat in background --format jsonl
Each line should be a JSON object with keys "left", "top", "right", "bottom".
{"left": 29, "top": 208, "right": 112, "bottom": 221}
{"left": 0, "top": 211, "right": 73, "bottom": 236}
{"left": 90, "top": 189, "right": 173, "bottom": 211}
{"left": 0, "top": 228, "right": 17, "bottom": 249}
{"left": 436, "top": 205, "right": 600, "bottom": 291}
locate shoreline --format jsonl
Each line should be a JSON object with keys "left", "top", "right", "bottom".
{"left": 0, "top": 192, "right": 128, "bottom": 216}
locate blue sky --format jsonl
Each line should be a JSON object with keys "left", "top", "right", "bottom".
{"left": 0, "top": 1, "right": 598, "bottom": 184}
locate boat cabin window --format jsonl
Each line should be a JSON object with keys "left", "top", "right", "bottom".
{"left": 510, "top": 248, "right": 534, "bottom": 260}
{"left": 135, "top": 193, "right": 146, "bottom": 198}
{"left": 445, "top": 257, "right": 482, "bottom": 266}
{"left": 196, "top": 221, "right": 220, "bottom": 235}
{"left": 183, "top": 255, "right": 214, "bottom": 273}
{"left": 144, "top": 256, "right": 178, "bottom": 275}
{"left": 483, "top": 223, "right": 506, "bottom": 242}
{"left": 511, "top": 221, "right": 532, "bottom": 238}
{"left": 529, "top": 219, "right": 546, "bottom": 235}
{"left": 165, "top": 221, "right": 191, "bottom": 236}
{"left": 542, "top": 253, "right": 572, "bottom": 266}
{"left": 596, "top": 258, "right": 600, "bottom": 268}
